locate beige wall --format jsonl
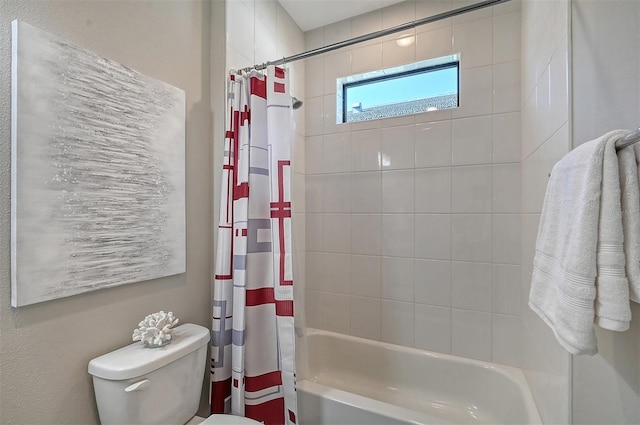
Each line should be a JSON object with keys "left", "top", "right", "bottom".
{"left": 0, "top": 1, "right": 212, "bottom": 424}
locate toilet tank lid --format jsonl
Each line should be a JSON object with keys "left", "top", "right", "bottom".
{"left": 88, "top": 323, "right": 210, "bottom": 380}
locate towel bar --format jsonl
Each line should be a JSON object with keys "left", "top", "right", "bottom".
{"left": 616, "top": 128, "right": 640, "bottom": 151}
{"left": 547, "top": 128, "right": 640, "bottom": 177}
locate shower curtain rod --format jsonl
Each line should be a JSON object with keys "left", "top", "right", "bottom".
{"left": 616, "top": 128, "right": 640, "bottom": 151}
{"left": 236, "top": 0, "right": 513, "bottom": 74}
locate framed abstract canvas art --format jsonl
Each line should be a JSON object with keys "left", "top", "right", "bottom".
{"left": 11, "top": 20, "right": 186, "bottom": 307}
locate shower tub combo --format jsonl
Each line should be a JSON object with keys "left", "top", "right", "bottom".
{"left": 297, "top": 329, "right": 541, "bottom": 425}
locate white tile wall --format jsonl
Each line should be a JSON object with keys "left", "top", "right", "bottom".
{"left": 492, "top": 264, "right": 521, "bottom": 315}
{"left": 416, "top": 27, "right": 453, "bottom": 61}
{"left": 415, "top": 303, "right": 451, "bottom": 352}
{"left": 323, "top": 19, "right": 352, "bottom": 46}
{"left": 254, "top": 20, "right": 278, "bottom": 65}
{"left": 351, "top": 129, "right": 382, "bottom": 171}
{"left": 451, "top": 308, "right": 492, "bottom": 361}
{"left": 492, "top": 214, "right": 521, "bottom": 264}
{"left": 323, "top": 95, "right": 350, "bottom": 134}
{"left": 451, "top": 165, "right": 492, "bottom": 212}
{"left": 323, "top": 133, "right": 351, "bottom": 173}
{"left": 224, "top": 0, "right": 308, "bottom": 381}
{"left": 351, "top": 172, "right": 382, "bottom": 213}
{"left": 493, "top": 112, "right": 521, "bottom": 163}
{"left": 352, "top": 9, "right": 383, "bottom": 40}
{"left": 304, "top": 135, "right": 322, "bottom": 174}
{"left": 350, "top": 254, "right": 382, "bottom": 297}
{"left": 415, "top": 167, "right": 452, "bottom": 213}
{"left": 451, "top": 214, "right": 492, "bottom": 262}
{"left": 323, "top": 174, "right": 351, "bottom": 213}
{"left": 304, "top": 27, "right": 323, "bottom": 51}
{"left": 324, "top": 52, "right": 351, "bottom": 96}
{"left": 414, "top": 214, "right": 451, "bottom": 260}
{"left": 415, "top": 0, "right": 453, "bottom": 32}
{"left": 303, "top": 0, "right": 523, "bottom": 368}
{"left": 452, "top": 0, "right": 492, "bottom": 24}
{"left": 306, "top": 252, "right": 323, "bottom": 290}
{"left": 415, "top": 121, "right": 453, "bottom": 167}
{"left": 350, "top": 296, "right": 382, "bottom": 339}
{"left": 305, "top": 96, "right": 324, "bottom": 136}
{"left": 382, "top": 256, "right": 415, "bottom": 301}
{"left": 493, "top": 10, "right": 521, "bottom": 64}
{"left": 381, "top": 125, "right": 415, "bottom": 170}
{"left": 382, "top": 33, "right": 417, "bottom": 67}
{"left": 322, "top": 292, "right": 350, "bottom": 333}
{"left": 493, "top": 60, "right": 521, "bottom": 113}
{"left": 520, "top": 0, "right": 571, "bottom": 423}
{"left": 351, "top": 44, "right": 383, "bottom": 73}
{"left": 306, "top": 214, "right": 323, "bottom": 252}
{"left": 492, "top": 313, "right": 522, "bottom": 366}
{"left": 323, "top": 253, "right": 350, "bottom": 294}
{"left": 323, "top": 214, "right": 350, "bottom": 253}
{"left": 351, "top": 214, "right": 382, "bottom": 255}
{"left": 305, "top": 174, "right": 323, "bottom": 212}
{"left": 306, "top": 290, "right": 321, "bottom": 327}
{"left": 451, "top": 261, "right": 492, "bottom": 311}
{"left": 492, "top": 163, "right": 521, "bottom": 213}
{"left": 382, "top": 1, "right": 416, "bottom": 29}
{"left": 381, "top": 215, "right": 415, "bottom": 257}
{"left": 453, "top": 17, "right": 493, "bottom": 69}
{"left": 305, "top": 59, "right": 324, "bottom": 100}
{"left": 453, "top": 66, "right": 493, "bottom": 118}
{"left": 381, "top": 299, "right": 415, "bottom": 346}
{"left": 452, "top": 116, "right": 493, "bottom": 165}
{"left": 415, "top": 259, "right": 451, "bottom": 306}
{"left": 227, "top": 1, "right": 255, "bottom": 60}
{"left": 382, "top": 170, "right": 415, "bottom": 212}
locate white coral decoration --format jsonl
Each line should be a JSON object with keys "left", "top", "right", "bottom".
{"left": 132, "top": 311, "right": 179, "bottom": 347}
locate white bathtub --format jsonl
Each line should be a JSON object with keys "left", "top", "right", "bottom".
{"left": 297, "top": 329, "right": 541, "bottom": 425}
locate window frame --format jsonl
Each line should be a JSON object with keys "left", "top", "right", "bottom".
{"left": 337, "top": 55, "right": 461, "bottom": 124}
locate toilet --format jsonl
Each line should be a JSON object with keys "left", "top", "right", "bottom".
{"left": 88, "top": 323, "right": 259, "bottom": 425}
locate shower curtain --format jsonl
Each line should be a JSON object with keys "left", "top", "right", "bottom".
{"left": 211, "top": 66, "right": 297, "bottom": 425}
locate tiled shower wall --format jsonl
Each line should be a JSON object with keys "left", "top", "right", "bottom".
{"left": 219, "top": 1, "right": 309, "bottom": 380}
{"left": 303, "top": 0, "right": 522, "bottom": 366}
{"left": 520, "top": 0, "right": 571, "bottom": 423}
{"left": 220, "top": 0, "right": 308, "bottom": 321}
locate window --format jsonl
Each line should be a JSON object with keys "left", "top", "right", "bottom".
{"left": 337, "top": 54, "right": 460, "bottom": 123}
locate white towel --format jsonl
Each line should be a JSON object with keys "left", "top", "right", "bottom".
{"left": 621, "top": 145, "right": 640, "bottom": 303}
{"left": 529, "top": 130, "right": 631, "bottom": 355}
{"left": 593, "top": 136, "right": 631, "bottom": 331}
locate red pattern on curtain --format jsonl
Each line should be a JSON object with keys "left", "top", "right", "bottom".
{"left": 211, "top": 66, "right": 297, "bottom": 425}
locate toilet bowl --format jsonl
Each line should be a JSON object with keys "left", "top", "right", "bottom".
{"left": 88, "top": 323, "right": 260, "bottom": 425}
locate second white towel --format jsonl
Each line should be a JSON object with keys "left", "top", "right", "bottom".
{"left": 593, "top": 135, "right": 631, "bottom": 331}
{"left": 529, "top": 130, "right": 632, "bottom": 355}
{"left": 620, "top": 145, "right": 640, "bottom": 303}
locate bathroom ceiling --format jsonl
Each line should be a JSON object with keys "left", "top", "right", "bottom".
{"left": 278, "top": 0, "right": 405, "bottom": 31}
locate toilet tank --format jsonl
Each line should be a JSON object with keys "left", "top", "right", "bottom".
{"left": 88, "top": 323, "right": 210, "bottom": 425}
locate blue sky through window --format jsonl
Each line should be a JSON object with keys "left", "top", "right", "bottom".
{"left": 345, "top": 66, "right": 458, "bottom": 110}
